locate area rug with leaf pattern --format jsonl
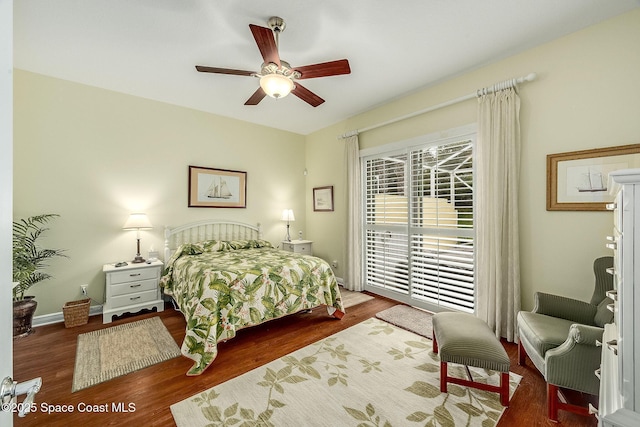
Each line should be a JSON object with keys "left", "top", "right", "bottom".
{"left": 171, "top": 318, "right": 521, "bottom": 427}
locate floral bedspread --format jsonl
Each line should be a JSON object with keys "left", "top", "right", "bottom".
{"left": 160, "top": 239, "right": 344, "bottom": 376}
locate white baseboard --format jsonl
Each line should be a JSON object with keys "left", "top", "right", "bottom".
{"left": 32, "top": 278, "right": 345, "bottom": 326}
{"left": 33, "top": 304, "right": 103, "bottom": 327}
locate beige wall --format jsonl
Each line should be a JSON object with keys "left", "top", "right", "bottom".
{"left": 14, "top": 10, "right": 640, "bottom": 317}
{"left": 14, "top": 70, "right": 306, "bottom": 315}
{"left": 304, "top": 122, "right": 348, "bottom": 271}
{"left": 306, "top": 9, "right": 640, "bottom": 310}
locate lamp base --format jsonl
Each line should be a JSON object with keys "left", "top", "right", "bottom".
{"left": 285, "top": 224, "right": 291, "bottom": 242}
{"left": 132, "top": 238, "right": 145, "bottom": 263}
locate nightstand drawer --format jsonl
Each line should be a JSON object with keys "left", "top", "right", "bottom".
{"left": 281, "top": 240, "right": 313, "bottom": 255}
{"left": 110, "top": 278, "right": 158, "bottom": 297}
{"left": 109, "top": 289, "right": 159, "bottom": 309}
{"left": 109, "top": 267, "right": 158, "bottom": 284}
{"left": 288, "top": 243, "right": 311, "bottom": 253}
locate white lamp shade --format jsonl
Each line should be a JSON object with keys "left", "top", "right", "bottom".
{"left": 281, "top": 209, "right": 295, "bottom": 222}
{"left": 123, "top": 213, "right": 153, "bottom": 230}
{"left": 260, "top": 74, "right": 294, "bottom": 99}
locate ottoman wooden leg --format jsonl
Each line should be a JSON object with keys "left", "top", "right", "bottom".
{"left": 440, "top": 361, "right": 448, "bottom": 393}
{"left": 500, "top": 372, "right": 510, "bottom": 406}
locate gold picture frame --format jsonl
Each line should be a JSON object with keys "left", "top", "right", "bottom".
{"left": 546, "top": 144, "right": 640, "bottom": 211}
{"left": 188, "top": 165, "right": 247, "bottom": 208}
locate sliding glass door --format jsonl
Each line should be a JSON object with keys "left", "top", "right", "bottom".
{"left": 363, "top": 131, "right": 475, "bottom": 313}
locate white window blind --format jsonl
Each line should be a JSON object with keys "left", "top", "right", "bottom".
{"left": 364, "top": 152, "right": 409, "bottom": 295}
{"left": 363, "top": 137, "right": 475, "bottom": 313}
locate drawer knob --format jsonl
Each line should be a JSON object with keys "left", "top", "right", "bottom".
{"left": 130, "top": 284, "right": 141, "bottom": 288}
{"left": 130, "top": 296, "right": 141, "bottom": 301}
{"left": 129, "top": 273, "right": 141, "bottom": 277}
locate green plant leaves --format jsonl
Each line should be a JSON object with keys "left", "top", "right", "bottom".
{"left": 12, "top": 214, "right": 66, "bottom": 300}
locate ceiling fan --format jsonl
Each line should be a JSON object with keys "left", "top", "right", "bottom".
{"left": 195, "top": 16, "right": 351, "bottom": 107}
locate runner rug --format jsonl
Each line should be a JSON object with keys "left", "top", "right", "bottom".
{"left": 376, "top": 304, "right": 433, "bottom": 338}
{"left": 171, "top": 318, "right": 521, "bottom": 427}
{"left": 340, "top": 287, "right": 374, "bottom": 308}
{"left": 72, "top": 316, "right": 181, "bottom": 392}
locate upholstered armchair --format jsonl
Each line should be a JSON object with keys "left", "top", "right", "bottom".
{"left": 517, "top": 256, "right": 614, "bottom": 421}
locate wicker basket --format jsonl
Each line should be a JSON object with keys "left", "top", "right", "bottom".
{"left": 62, "top": 298, "right": 91, "bottom": 328}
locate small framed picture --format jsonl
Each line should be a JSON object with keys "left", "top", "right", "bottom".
{"left": 313, "top": 186, "right": 334, "bottom": 212}
{"left": 188, "top": 165, "right": 247, "bottom": 208}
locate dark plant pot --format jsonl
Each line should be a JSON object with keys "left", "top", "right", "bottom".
{"left": 13, "top": 297, "right": 37, "bottom": 338}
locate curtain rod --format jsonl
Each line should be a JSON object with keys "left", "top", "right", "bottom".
{"left": 338, "top": 72, "right": 537, "bottom": 139}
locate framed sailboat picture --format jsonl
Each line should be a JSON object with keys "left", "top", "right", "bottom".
{"left": 547, "top": 144, "right": 640, "bottom": 211}
{"left": 189, "top": 165, "right": 247, "bottom": 208}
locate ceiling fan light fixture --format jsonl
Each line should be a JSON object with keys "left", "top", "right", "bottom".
{"left": 195, "top": 17, "right": 349, "bottom": 107}
{"left": 260, "top": 73, "right": 294, "bottom": 99}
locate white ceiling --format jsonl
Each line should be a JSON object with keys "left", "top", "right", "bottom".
{"left": 14, "top": 0, "right": 639, "bottom": 135}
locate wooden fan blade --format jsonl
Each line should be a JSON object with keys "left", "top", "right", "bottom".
{"left": 244, "top": 87, "right": 267, "bottom": 105}
{"left": 292, "top": 83, "right": 325, "bottom": 107}
{"left": 195, "top": 66, "right": 254, "bottom": 76}
{"left": 293, "top": 59, "right": 351, "bottom": 80}
{"left": 249, "top": 24, "right": 280, "bottom": 67}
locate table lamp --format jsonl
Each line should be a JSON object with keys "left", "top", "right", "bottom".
{"left": 281, "top": 209, "right": 295, "bottom": 242}
{"left": 123, "top": 213, "right": 153, "bottom": 263}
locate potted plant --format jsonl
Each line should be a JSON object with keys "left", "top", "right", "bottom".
{"left": 12, "top": 214, "right": 67, "bottom": 337}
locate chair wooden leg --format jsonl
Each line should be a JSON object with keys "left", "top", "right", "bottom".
{"left": 432, "top": 332, "right": 438, "bottom": 353}
{"left": 548, "top": 383, "right": 593, "bottom": 421}
{"left": 533, "top": 356, "right": 596, "bottom": 420}
{"left": 548, "top": 383, "right": 559, "bottom": 422}
{"left": 518, "top": 340, "right": 526, "bottom": 366}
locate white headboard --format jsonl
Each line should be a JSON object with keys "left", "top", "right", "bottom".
{"left": 164, "top": 220, "right": 262, "bottom": 260}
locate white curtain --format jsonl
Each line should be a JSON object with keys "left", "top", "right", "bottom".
{"left": 475, "top": 87, "right": 521, "bottom": 342}
{"left": 344, "top": 134, "right": 363, "bottom": 291}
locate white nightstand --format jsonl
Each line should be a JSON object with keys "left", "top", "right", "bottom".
{"left": 281, "top": 240, "right": 313, "bottom": 256}
{"left": 102, "top": 260, "right": 164, "bottom": 323}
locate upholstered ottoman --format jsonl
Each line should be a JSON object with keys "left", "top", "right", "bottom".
{"left": 432, "top": 312, "right": 511, "bottom": 406}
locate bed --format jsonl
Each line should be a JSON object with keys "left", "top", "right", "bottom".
{"left": 161, "top": 220, "right": 345, "bottom": 375}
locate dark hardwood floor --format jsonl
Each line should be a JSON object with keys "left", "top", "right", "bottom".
{"left": 12, "top": 294, "right": 596, "bottom": 426}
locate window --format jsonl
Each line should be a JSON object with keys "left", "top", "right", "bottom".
{"left": 363, "top": 131, "right": 475, "bottom": 313}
